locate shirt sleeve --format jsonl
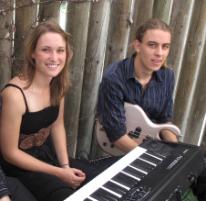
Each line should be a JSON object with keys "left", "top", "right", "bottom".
{"left": 159, "top": 69, "right": 175, "bottom": 123}
{"left": 0, "top": 166, "right": 10, "bottom": 198}
{"left": 97, "top": 78, "right": 127, "bottom": 142}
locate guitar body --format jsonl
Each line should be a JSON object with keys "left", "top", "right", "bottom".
{"left": 96, "top": 102, "right": 181, "bottom": 156}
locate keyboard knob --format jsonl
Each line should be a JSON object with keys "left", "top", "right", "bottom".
{"left": 187, "top": 173, "right": 197, "bottom": 183}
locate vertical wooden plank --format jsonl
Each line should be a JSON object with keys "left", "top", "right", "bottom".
{"left": 64, "top": 2, "right": 91, "bottom": 157}
{"left": 201, "top": 113, "right": 206, "bottom": 153}
{"left": 127, "top": 0, "right": 154, "bottom": 56}
{"left": 104, "top": 0, "right": 135, "bottom": 67}
{"left": 168, "top": 0, "right": 194, "bottom": 98}
{"left": 0, "top": 0, "right": 205, "bottom": 155}
{"left": 184, "top": 43, "right": 206, "bottom": 145}
{"left": 153, "top": 0, "right": 173, "bottom": 23}
{"left": 0, "top": 0, "right": 13, "bottom": 88}
{"left": 39, "top": 0, "right": 61, "bottom": 22}
{"left": 76, "top": 0, "right": 111, "bottom": 159}
{"left": 202, "top": 135, "right": 206, "bottom": 155}
{"left": 13, "top": 0, "right": 38, "bottom": 76}
{"left": 131, "top": 0, "right": 154, "bottom": 28}
{"left": 173, "top": 0, "right": 206, "bottom": 141}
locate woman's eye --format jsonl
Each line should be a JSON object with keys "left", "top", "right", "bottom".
{"left": 58, "top": 49, "right": 65, "bottom": 53}
{"left": 42, "top": 48, "right": 50, "bottom": 52}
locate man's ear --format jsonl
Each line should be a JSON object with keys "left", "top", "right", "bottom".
{"left": 133, "top": 39, "right": 141, "bottom": 53}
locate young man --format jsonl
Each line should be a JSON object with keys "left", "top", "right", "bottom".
{"left": 97, "top": 18, "right": 205, "bottom": 201}
{"left": 98, "top": 18, "right": 178, "bottom": 154}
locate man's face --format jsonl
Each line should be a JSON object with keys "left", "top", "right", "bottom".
{"left": 134, "top": 29, "right": 171, "bottom": 73}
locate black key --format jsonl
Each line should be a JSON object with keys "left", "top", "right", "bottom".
{"left": 148, "top": 150, "right": 165, "bottom": 160}
{"left": 91, "top": 188, "right": 119, "bottom": 201}
{"left": 112, "top": 172, "right": 137, "bottom": 188}
{"left": 131, "top": 158, "right": 154, "bottom": 173}
{"left": 123, "top": 166, "right": 145, "bottom": 179}
{"left": 104, "top": 181, "right": 128, "bottom": 196}
{"left": 84, "top": 199, "right": 93, "bottom": 201}
{"left": 140, "top": 153, "right": 161, "bottom": 165}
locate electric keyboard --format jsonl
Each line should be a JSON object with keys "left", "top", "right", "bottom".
{"left": 65, "top": 140, "right": 205, "bottom": 201}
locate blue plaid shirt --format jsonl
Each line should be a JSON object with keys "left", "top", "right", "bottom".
{"left": 97, "top": 54, "right": 175, "bottom": 142}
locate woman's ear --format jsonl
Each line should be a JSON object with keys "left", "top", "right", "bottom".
{"left": 31, "top": 52, "right": 36, "bottom": 60}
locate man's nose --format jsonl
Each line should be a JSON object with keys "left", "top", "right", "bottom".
{"left": 155, "top": 46, "right": 163, "bottom": 56}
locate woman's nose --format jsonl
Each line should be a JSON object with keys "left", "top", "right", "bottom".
{"left": 49, "top": 51, "right": 58, "bottom": 61}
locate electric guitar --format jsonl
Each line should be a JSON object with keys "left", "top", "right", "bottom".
{"left": 96, "top": 102, "right": 181, "bottom": 156}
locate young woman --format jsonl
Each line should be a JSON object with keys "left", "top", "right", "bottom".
{"left": 0, "top": 20, "right": 98, "bottom": 201}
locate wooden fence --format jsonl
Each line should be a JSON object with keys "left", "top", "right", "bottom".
{"left": 0, "top": 0, "right": 206, "bottom": 159}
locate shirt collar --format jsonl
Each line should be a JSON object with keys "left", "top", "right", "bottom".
{"left": 125, "top": 53, "right": 136, "bottom": 80}
{"left": 154, "top": 69, "right": 164, "bottom": 82}
{"left": 125, "top": 53, "right": 164, "bottom": 83}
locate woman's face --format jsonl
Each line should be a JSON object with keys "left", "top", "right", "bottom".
{"left": 32, "top": 32, "right": 67, "bottom": 79}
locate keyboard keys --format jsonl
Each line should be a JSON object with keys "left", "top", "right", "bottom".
{"left": 87, "top": 151, "right": 164, "bottom": 201}
{"left": 140, "top": 153, "right": 162, "bottom": 165}
{"left": 123, "top": 166, "right": 145, "bottom": 179}
{"left": 90, "top": 188, "right": 119, "bottom": 201}
{"left": 131, "top": 158, "right": 154, "bottom": 173}
{"left": 103, "top": 181, "right": 127, "bottom": 196}
{"left": 112, "top": 172, "right": 138, "bottom": 188}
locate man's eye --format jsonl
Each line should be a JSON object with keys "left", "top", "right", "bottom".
{"left": 149, "top": 43, "right": 156, "bottom": 48}
{"left": 163, "top": 45, "right": 170, "bottom": 49}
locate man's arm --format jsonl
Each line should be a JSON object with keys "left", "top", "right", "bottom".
{"left": 114, "top": 134, "right": 145, "bottom": 153}
{"left": 98, "top": 78, "right": 143, "bottom": 153}
{"left": 159, "top": 69, "right": 178, "bottom": 143}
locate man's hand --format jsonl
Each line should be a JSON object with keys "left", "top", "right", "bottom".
{"left": 114, "top": 134, "right": 145, "bottom": 153}
{"left": 160, "top": 129, "right": 178, "bottom": 142}
{"left": 0, "top": 196, "right": 11, "bottom": 201}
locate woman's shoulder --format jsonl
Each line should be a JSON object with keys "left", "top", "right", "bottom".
{"left": 2, "top": 76, "right": 26, "bottom": 94}
{"left": 9, "top": 76, "right": 27, "bottom": 87}
{"left": 1, "top": 77, "right": 27, "bottom": 112}
{"left": 1, "top": 87, "right": 23, "bottom": 105}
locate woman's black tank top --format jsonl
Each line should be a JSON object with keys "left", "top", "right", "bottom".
{"left": 3, "top": 84, "right": 59, "bottom": 134}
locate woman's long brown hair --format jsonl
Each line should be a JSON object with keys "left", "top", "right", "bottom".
{"left": 23, "top": 20, "right": 73, "bottom": 105}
